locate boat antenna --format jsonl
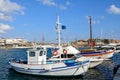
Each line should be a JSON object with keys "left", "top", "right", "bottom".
{"left": 56, "top": 15, "right": 61, "bottom": 62}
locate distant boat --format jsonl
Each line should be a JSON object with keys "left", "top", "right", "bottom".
{"left": 80, "top": 16, "right": 114, "bottom": 59}
{"left": 80, "top": 49, "right": 114, "bottom": 59}
{"left": 98, "top": 43, "right": 120, "bottom": 53}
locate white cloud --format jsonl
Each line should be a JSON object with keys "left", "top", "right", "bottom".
{"left": 92, "top": 20, "right": 100, "bottom": 24}
{"left": 59, "top": 1, "right": 71, "bottom": 10}
{"left": 0, "top": 23, "right": 13, "bottom": 33}
{"left": 38, "top": 0, "right": 71, "bottom": 10}
{"left": 108, "top": 4, "right": 120, "bottom": 15}
{"left": 85, "top": 16, "right": 90, "bottom": 19}
{"left": 85, "top": 16, "right": 101, "bottom": 24}
{"left": 0, "top": 30, "right": 4, "bottom": 33}
{"left": 87, "top": 20, "right": 100, "bottom": 25}
{"left": 66, "top": 1, "right": 71, "bottom": 6}
{"left": 59, "top": 5, "right": 67, "bottom": 10}
{"left": 0, "top": 12, "right": 12, "bottom": 21}
{"left": 38, "top": 0, "right": 56, "bottom": 6}
{"left": 97, "top": 16, "right": 105, "bottom": 19}
{"left": 0, "top": 0, "right": 24, "bottom": 21}
{"left": 0, "top": 0, "right": 24, "bottom": 14}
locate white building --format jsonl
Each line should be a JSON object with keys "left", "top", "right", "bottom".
{"left": 0, "top": 39, "right": 5, "bottom": 46}
{"left": 0, "top": 38, "right": 27, "bottom": 47}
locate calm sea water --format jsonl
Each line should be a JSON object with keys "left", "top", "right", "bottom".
{"left": 0, "top": 48, "right": 119, "bottom": 80}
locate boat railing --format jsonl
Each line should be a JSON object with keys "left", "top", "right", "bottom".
{"left": 19, "top": 60, "right": 63, "bottom": 64}
{"left": 14, "top": 58, "right": 87, "bottom": 65}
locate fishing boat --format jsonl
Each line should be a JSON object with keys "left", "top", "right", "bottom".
{"left": 9, "top": 47, "right": 90, "bottom": 76}
{"left": 54, "top": 45, "right": 104, "bottom": 68}
{"left": 80, "top": 49, "right": 114, "bottom": 59}
{"left": 97, "top": 43, "right": 120, "bottom": 53}
{"left": 79, "top": 16, "right": 114, "bottom": 59}
{"left": 9, "top": 15, "right": 90, "bottom": 76}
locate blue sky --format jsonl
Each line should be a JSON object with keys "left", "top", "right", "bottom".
{"left": 0, "top": 0, "right": 120, "bottom": 43}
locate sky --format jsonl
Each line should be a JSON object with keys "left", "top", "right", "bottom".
{"left": 0, "top": 0, "right": 120, "bottom": 43}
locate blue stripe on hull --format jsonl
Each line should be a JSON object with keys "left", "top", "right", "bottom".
{"left": 81, "top": 52, "right": 102, "bottom": 54}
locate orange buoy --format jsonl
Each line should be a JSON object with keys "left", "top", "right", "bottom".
{"left": 63, "top": 49, "right": 67, "bottom": 54}
{"left": 53, "top": 50, "right": 58, "bottom": 56}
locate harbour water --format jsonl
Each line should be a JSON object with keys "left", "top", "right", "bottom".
{"left": 0, "top": 48, "right": 119, "bottom": 80}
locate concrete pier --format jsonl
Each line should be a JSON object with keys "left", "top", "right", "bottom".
{"left": 113, "top": 67, "right": 120, "bottom": 80}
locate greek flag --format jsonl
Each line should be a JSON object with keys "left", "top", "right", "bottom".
{"left": 61, "top": 25, "right": 66, "bottom": 30}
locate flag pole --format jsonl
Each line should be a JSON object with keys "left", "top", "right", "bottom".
{"left": 56, "top": 15, "right": 61, "bottom": 62}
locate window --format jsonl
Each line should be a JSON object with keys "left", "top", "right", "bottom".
{"left": 39, "top": 51, "right": 43, "bottom": 56}
{"left": 29, "top": 52, "right": 35, "bottom": 57}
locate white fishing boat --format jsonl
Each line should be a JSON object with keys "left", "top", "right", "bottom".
{"left": 9, "top": 15, "right": 90, "bottom": 76}
{"left": 89, "top": 58, "right": 103, "bottom": 68}
{"left": 75, "top": 55, "right": 103, "bottom": 68}
{"left": 9, "top": 47, "right": 90, "bottom": 76}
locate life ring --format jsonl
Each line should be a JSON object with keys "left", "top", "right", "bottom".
{"left": 63, "top": 49, "right": 67, "bottom": 54}
{"left": 53, "top": 50, "right": 58, "bottom": 56}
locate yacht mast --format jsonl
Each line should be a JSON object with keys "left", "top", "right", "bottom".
{"left": 89, "top": 16, "right": 93, "bottom": 49}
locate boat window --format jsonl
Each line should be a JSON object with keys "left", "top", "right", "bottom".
{"left": 39, "top": 51, "right": 43, "bottom": 56}
{"left": 29, "top": 52, "right": 35, "bottom": 57}
{"left": 44, "top": 51, "right": 46, "bottom": 55}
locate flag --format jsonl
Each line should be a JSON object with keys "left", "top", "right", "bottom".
{"left": 61, "top": 25, "right": 66, "bottom": 30}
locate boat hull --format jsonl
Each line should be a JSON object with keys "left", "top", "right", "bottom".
{"left": 102, "top": 50, "right": 114, "bottom": 59}
{"left": 10, "top": 61, "right": 90, "bottom": 76}
{"left": 75, "top": 57, "right": 103, "bottom": 68}
{"left": 81, "top": 50, "right": 114, "bottom": 59}
{"left": 89, "top": 58, "right": 103, "bottom": 68}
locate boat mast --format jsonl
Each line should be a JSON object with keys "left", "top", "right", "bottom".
{"left": 89, "top": 16, "right": 93, "bottom": 49}
{"left": 56, "top": 15, "right": 61, "bottom": 62}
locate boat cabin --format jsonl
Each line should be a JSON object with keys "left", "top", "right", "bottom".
{"left": 27, "top": 48, "right": 47, "bottom": 64}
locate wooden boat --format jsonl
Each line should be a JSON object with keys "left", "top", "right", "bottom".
{"left": 80, "top": 48, "right": 114, "bottom": 59}
{"left": 80, "top": 16, "right": 114, "bottom": 59}
{"left": 58, "top": 46, "right": 104, "bottom": 68}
